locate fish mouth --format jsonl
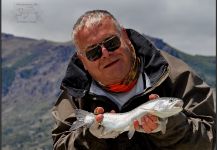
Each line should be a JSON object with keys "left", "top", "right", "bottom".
{"left": 173, "top": 100, "right": 184, "bottom": 108}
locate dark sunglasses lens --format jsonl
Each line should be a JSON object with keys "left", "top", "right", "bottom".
{"left": 104, "top": 36, "right": 121, "bottom": 51}
{"left": 86, "top": 46, "right": 102, "bottom": 61}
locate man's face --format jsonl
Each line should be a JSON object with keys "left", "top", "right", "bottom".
{"left": 75, "top": 17, "right": 133, "bottom": 86}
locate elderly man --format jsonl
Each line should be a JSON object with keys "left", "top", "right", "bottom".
{"left": 51, "top": 10, "right": 215, "bottom": 150}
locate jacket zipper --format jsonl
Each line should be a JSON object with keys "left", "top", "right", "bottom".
{"left": 144, "top": 65, "right": 170, "bottom": 94}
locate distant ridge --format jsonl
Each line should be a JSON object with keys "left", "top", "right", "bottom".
{"left": 2, "top": 33, "right": 215, "bottom": 150}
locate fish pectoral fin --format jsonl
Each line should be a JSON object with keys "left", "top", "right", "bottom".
{"left": 160, "top": 118, "right": 168, "bottom": 134}
{"left": 128, "top": 125, "right": 135, "bottom": 139}
{"left": 156, "top": 118, "right": 168, "bottom": 134}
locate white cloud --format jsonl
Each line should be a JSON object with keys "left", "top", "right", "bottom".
{"left": 2, "top": 0, "right": 216, "bottom": 55}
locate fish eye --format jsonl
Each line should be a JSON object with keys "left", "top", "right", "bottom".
{"left": 169, "top": 99, "right": 174, "bottom": 102}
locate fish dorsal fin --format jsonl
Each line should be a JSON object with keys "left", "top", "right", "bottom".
{"left": 128, "top": 125, "right": 135, "bottom": 139}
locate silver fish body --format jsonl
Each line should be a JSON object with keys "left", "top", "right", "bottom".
{"left": 70, "top": 97, "right": 183, "bottom": 139}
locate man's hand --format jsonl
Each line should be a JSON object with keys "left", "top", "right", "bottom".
{"left": 133, "top": 94, "right": 160, "bottom": 133}
{"left": 94, "top": 107, "right": 116, "bottom": 123}
{"left": 94, "top": 107, "right": 104, "bottom": 123}
{"left": 89, "top": 107, "right": 118, "bottom": 138}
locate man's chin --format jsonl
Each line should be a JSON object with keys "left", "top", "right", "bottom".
{"left": 104, "top": 74, "right": 126, "bottom": 84}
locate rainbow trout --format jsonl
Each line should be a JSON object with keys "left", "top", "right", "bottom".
{"left": 70, "top": 97, "right": 183, "bottom": 139}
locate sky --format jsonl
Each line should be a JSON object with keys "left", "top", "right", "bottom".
{"left": 2, "top": 0, "right": 216, "bottom": 56}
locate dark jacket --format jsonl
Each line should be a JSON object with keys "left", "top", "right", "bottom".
{"left": 51, "top": 29, "right": 216, "bottom": 150}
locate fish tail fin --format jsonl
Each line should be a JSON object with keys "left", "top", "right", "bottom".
{"left": 70, "top": 109, "right": 91, "bottom": 131}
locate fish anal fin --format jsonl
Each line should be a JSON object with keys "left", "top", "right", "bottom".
{"left": 128, "top": 125, "right": 135, "bottom": 139}
{"left": 101, "top": 127, "right": 113, "bottom": 136}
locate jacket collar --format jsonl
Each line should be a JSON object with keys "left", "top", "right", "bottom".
{"left": 126, "top": 29, "right": 168, "bottom": 84}
{"left": 61, "top": 29, "right": 168, "bottom": 97}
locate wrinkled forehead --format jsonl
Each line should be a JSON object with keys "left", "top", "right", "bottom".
{"left": 77, "top": 17, "right": 118, "bottom": 36}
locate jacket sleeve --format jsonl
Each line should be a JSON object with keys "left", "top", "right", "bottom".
{"left": 149, "top": 52, "right": 216, "bottom": 150}
{"left": 51, "top": 90, "right": 87, "bottom": 150}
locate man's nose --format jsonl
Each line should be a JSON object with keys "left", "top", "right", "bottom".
{"left": 101, "top": 46, "right": 110, "bottom": 58}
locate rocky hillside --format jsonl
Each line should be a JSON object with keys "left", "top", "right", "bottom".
{"left": 2, "top": 33, "right": 75, "bottom": 150}
{"left": 2, "top": 33, "right": 216, "bottom": 150}
{"left": 146, "top": 36, "right": 216, "bottom": 87}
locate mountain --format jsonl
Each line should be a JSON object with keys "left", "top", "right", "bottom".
{"left": 2, "top": 33, "right": 216, "bottom": 150}
{"left": 146, "top": 36, "right": 216, "bottom": 87}
{"left": 2, "top": 33, "right": 75, "bottom": 150}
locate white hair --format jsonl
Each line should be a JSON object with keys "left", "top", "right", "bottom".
{"left": 72, "top": 10, "right": 121, "bottom": 47}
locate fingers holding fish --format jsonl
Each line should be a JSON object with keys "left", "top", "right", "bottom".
{"left": 145, "top": 114, "right": 158, "bottom": 122}
{"left": 94, "top": 107, "right": 116, "bottom": 123}
{"left": 110, "top": 110, "right": 116, "bottom": 113}
{"left": 133, "top": 120, "right": 140, "bottom": 130}
{"left": 141, "top": 115, "right": 158, "bottom": 133}
{"left": 94, "top": 107, "right": 116, "bottom": 114}
{"left": 133, "top": 114, "right": 159, "bottom": 133}
{"left": 95, "top": 114, "right": 104, "bottom": 123}
{"left": 149, "top": 94, "right": 160, "bottom": 100}
{"left": 94, "top": 107, "right": 104, "bottom": 124}
{"left": 94, "top": 107, "right": 104, "bottom": 114}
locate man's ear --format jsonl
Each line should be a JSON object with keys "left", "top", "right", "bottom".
{"left": 121, "top": 27, "right": 132, "bottom": 46}
{"left": 122, "top": 27, "right": 130, "bottom": 36}
{"left": 121, "top": 27, "right": 127, "bottom": 37}
{"left": 83, "top": 63, "right": 88, "bottom": 70}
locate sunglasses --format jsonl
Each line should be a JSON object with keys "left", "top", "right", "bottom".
{"left": 80, "top": 35, "right": 121, "bottom": 61}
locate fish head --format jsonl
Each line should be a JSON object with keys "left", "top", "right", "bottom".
{"left": 151, "top": 97, "right": 183, "bottom": 118}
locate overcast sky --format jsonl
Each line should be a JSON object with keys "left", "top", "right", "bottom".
{"left": 2, "top": 0, "right": 216, "bottom": 56}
